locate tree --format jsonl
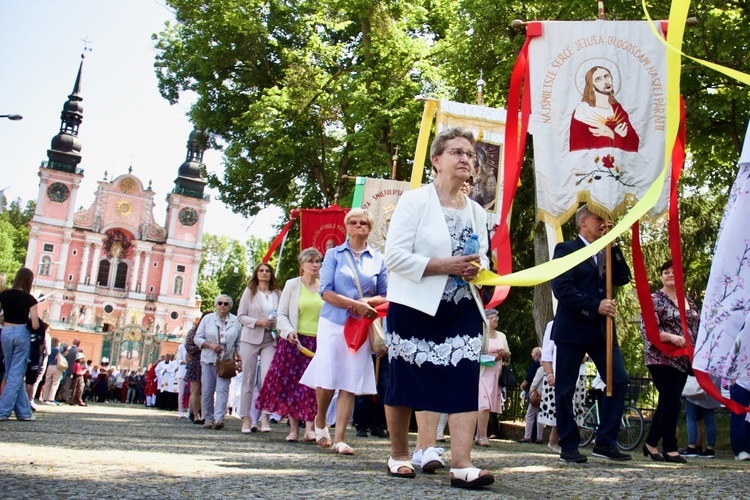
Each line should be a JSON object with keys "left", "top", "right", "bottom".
{"left": 0, "top": 196, "right": 34, "bottom": 270}
{"left": 216, "top": 240, "right": 251, "bottom": 314}
{"left": 154, "top": 0, "right": 444, "bottom": 216}
{"left": 196, "top": 233, "right": 256, "bottom": 314}
{"left": 0, "top": 220, "right": 21, "bottom": 276}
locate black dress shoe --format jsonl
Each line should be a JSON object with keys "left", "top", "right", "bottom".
{"left": 642, "top": 444, "right": 664, "bottom": 461}
{"left": 193, "top": 419, "right": 205, "bottom": 425}
{"left": 517, "top": 438, "right": 532, "bottom": 443}
{"left": 662, "top": 452, "right": 687, "bottom": 463}
{"left": 371, "top": 427, "right": 390, "bottom": 438}
{"left": 592, "top": 445, "right": 632, "bottom": 461}
{"left": 356, "top": 428, "right": 369, "bottom": 438}
{"left": 559, "top": 449, "right": 588, "bottom": 463}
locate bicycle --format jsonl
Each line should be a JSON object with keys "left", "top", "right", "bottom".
{"left": 578, "top": 399, "right": 645, "bottom": 451}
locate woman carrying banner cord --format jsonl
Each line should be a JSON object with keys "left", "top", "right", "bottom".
{"left": 300, "top": 208, "right": 388, "bottom": 455}
{"left": 383, "top": 127, "right": 494, "bottom": 489}
{"left": 640, "top": 259, "right": 698, "bottom": 463}
{"left": 256, "top": 247, "right": 324, "bottom": 442}
{"left": 237, "top": 263, "right": 281, "bottom": 434}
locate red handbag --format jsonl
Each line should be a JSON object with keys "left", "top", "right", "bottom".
{"left": 343, "top": 315, "right": 371, "bottom": 353}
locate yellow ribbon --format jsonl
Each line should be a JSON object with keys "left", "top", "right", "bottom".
{"left": 410, "top": 99, "right": 438, "bottom": 189}
{"left": 643, "top": 0, "right": 750, "bottom": 86}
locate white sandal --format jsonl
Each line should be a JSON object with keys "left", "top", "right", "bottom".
{"left": 450, "top": 467, "right": 495, "bottom": 489}
{"left": 315, "top": 426, "right": 332, "bottom": 448}
{"left": 331, "top": 441, "right": 354, "bottom": 455}
{"left": 387, "top": 456, "right": 416, "bottom": 478}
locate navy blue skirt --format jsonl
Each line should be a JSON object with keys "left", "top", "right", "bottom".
{"left": 385, "top": 296, "right": 482, "bottom": 413}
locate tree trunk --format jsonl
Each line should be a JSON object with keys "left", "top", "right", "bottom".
{"left": 531, "top": 156, "right": 554, "bottom": 346}
{"left": 532, "top": 220, "right": 554, "bottom": 346}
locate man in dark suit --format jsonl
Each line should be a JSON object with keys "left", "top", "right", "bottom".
{"left": 551, "top": 205, "right": 631, "bottom": 463}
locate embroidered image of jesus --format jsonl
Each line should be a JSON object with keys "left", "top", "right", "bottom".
{"left": 569, "top": 66, "right": 640, "bottom": 152}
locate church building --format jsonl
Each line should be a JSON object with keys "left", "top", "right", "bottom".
{"left": 24, "top": 55, "right": 209, "bottom": 368}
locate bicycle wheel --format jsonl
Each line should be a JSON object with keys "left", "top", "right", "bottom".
{"left": 616, "top": 405, "right": 644, "bottom": 451}
{"left": 579, "top": 406, "right": 597, "bottom": 447}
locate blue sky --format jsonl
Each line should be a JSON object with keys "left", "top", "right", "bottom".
{"left": 0, "top": 0, "right": 282, "bottom": 241}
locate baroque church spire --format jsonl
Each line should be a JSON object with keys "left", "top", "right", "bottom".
{"left": 173, "top": 128, "right": 208, "bottom": 198}
{"left": 46, "top": 53, "right": 86, "bottom": 174}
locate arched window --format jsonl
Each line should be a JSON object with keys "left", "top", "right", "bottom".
{"left": 173, "top": 275, "right": 184, "bottom": 295}
{"left": 40, "top": 256, "right": 52, "bottom": 276}
{"left": 114, "top": 262, "right": 128, "bottom": 289}
{"left": 97, "top": 260, "right": 110, "bottom": 286}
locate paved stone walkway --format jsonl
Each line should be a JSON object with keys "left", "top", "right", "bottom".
{"left": 1, "top": 403, "right": 747, "bottom": 498}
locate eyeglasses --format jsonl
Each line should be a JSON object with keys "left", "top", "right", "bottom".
{"left": 347, "top": 220, "right": 369, "bottom": 227}
{"left": 257, "top": 269, "right": 271, "bottom": 273}
{"left": 444, "top": 148, "right": 477, "bottom": 161}
{"left": 217, "top": 301, "right": 230, "bottom": 306}
{"left": 304, "top": 259, "right": 322, "bottom": 264}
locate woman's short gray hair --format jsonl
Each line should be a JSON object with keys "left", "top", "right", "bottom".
{"left": 344, "top": 208, "right": 374, "bottom": 228}
{"left": 430, "top": 127, "right": 475, "bottom": 157}
{"left": 214, "top": 294, "right": 233, "bottom": 308}
{"left": 298, "top": 247, "right": 323, "bottom": 265}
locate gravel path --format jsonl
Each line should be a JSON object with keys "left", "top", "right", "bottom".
{"left": 1, "top": 403, "right": 746, "bottom": 498}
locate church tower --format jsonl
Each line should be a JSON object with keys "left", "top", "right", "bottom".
{"left": 163, "top": 129, "right": 210, "bottom": 307}
{"left": 22, "top": 51, "right": 211, "bottom": 366}
{"left": 26, "top": 54, "right": 87, "bottom": 289}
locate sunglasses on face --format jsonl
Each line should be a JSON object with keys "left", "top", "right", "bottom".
{"left": 217, "top": 302, "right": 230, "bottom": 306}
{"left": 258, "top": 269, "right": 271, "bottom": 273}
{"left": 347, "top": 220, "right": 369, "bottom": 226}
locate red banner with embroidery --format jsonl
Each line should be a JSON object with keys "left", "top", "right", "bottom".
{"left": 300, "top": 205, "right": 348, "bottom": 256}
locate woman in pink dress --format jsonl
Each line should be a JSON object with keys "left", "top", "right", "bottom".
{"left": 475, "top": 309, "right": 510, "bottom": 446}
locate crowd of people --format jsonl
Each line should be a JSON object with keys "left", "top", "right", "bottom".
{"left": 3, "top": 128, "right": 750, "bottom": 489}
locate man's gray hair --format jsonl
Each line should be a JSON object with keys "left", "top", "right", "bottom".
{"left": 575, "top": 204, "right": 595, "bottom": 231}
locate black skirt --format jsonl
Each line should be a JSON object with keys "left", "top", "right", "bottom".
{"left": 385, "top": 296, "right": 482, "bottom": 413}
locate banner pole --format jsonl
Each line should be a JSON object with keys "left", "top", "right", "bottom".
{"left": 605, "top": 227, "right": 613, "bottom": 397}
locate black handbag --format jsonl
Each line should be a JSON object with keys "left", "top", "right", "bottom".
{"left": 499, "top": 363, "right": 518, "bottom": 388}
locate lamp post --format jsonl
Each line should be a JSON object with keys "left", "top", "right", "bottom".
{"left": 0, "top": 114, "right": 23, "bottom": 121}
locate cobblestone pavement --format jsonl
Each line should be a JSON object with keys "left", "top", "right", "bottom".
{"left": 1, "top": 403, "right": 747, "bottom": 499}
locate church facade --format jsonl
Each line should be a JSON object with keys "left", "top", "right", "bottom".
{"left": 24, "top": 55, "right": 210, "bottom": 367}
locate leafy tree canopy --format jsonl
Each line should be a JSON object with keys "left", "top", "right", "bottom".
{"left": 155, "top": 0, "right": 451, "bottom": 216}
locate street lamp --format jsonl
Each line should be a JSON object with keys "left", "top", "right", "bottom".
{"left": 0, "top": 114, "right": 23, "bottom": 121}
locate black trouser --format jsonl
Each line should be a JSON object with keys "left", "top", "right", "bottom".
{"left": 646, "top": 364, "right": 688, "bottom": 453}
{"left": 556, "top": 340, "right": 628, "bottom": 451}
{"left": 353, "top": 355, "right": 390, "bottom": 432}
